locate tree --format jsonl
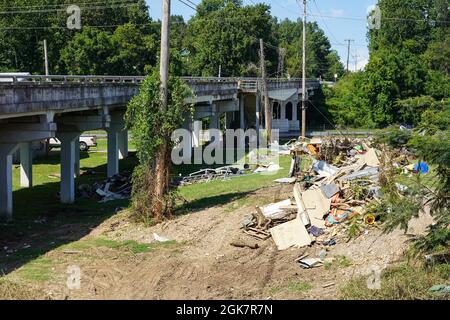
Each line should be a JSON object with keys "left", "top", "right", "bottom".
{"left": 185, "top": 0, "right": 276, "bottom": 77}
{"left": 109, "top": 24, "right": 158, "bottom": 75}
{"left": 125, "top": 71, "right": 192, "bottom": 222}
{"left": 59, "top": 28, "right": 114, "bottom": 75}
{"left": 0, "top": 0, "right": 152, "bottom": 74}
{"left": 277, "top": 19, "right": 344, "bottom": 80}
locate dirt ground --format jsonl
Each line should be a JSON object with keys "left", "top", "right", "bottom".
{"left": 11, "top": 184, "right": 433, "bottom": 300}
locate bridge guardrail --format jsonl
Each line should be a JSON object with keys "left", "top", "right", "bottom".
{"left": 0, "top": 75, "right": 321, "bottom": 89}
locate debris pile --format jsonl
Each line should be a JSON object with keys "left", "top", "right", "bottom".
{"left": 238, "top": 136, "right": 388, "bottom": 253}
{"left": 176, "top": 166, "right": 247, "bottom": 185}
{"left": 77, "top": 172, "right": 132, "bottom": 202}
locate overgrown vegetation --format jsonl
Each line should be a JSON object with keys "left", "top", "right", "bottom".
{"left": 340, "top": 261, "right": 450, "bottom": 300}
{"left": 0, "top": 0, "right": 344, "bottom": 80}
{"left": 125, "top": 71, "right": 192, "bottom": 222}
{"left": 326, "top": 0, "right": 449, "bottom": 128}
{"left": 375, "top": 102, "right": 450, "bottom": 252}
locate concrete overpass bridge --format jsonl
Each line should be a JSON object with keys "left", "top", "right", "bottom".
{"left": 0, "top": 74, "right": 320, "bottom": 221}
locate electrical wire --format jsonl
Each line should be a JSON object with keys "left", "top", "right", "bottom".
{"left": 0, "top": 3, "right": 139, "bottom": 15}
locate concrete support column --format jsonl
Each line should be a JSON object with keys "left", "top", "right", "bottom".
{"left": 239, "top": 95, "right": 245, "bottom": 130}
{"left": 292, "top": 100, "right": 298, "bottom": 122}
{"left": 255, "top": 95, "right": 260, "bottom": 132}
{"left": 19, "top": 142, "right": 33, "bottom": 188}
{"left": 281, "top": 101, "right": 286, "bottom": 120}
{"left": 74, "top": 135, "right": 80, "bottom": 178}
{"left": 118, "top": 130, "right": 128, "bottom": 160}
{"left": 107, "top": 129, "right": 119, "bottom": 178}
{"left": 210, "top": 113, "right": 220, "bottom": 130}
{"left": 0, "top": 144, "right": 18, "bottom": 221}
{"left": 192, "top": 120, "right": 201, "bottom": 147}
{"left": 58, "top": 132, "right": 78, "bottom": 204}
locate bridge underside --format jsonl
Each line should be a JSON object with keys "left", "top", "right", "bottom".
{"left": 0, "top": 75, "right": 320, "bottom": 220}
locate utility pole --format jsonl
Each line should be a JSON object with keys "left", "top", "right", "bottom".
{"left": 153, "top": 0, "right": 171, "bottom": 217}
{"left": 159, "top": 0, "right": 170, "bottom": 110}
{"left": 277, "top": 47, "right": 286, "bottom": 78}
{"left": 344, "top": 39, "right": 354, "bottom": 72}
{"left": 260, "top": 38, "right": 271, "bottom": 144}
{"left": 301, "top": 0, "right": 307, "bottom": 139}
{"left": 43, "top": 39, "right": 49, "bottom": 75}
{"left": 353, "top": 54, "right": 359, "bottom": 72}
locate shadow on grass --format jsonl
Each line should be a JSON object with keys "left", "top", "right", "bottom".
{"left": 0, "top": 153, "right": 138, "bottom": 277}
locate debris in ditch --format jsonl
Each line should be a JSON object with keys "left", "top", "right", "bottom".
{"left": 76, "top": 171, "right": 132, "bottom": 202}
{"left": 153, "top": 233, "right": 171, "bottom": 242}
{"left": 176, "top": 166, "right": 246, "bottom": 185}
{"left": 297, "top": 257, "right": 323, "bottom": 269}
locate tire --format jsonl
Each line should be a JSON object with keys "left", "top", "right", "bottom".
{"left": 80, "top": 141, "right": 89, "bottom": 151}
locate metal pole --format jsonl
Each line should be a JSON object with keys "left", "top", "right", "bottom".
{"left": 260, "top": 38, "right": 271, "bottom": 144}
{"left": 159, "top": 0, "right": 170, "bottom": 110}
{"left": 43, "top": 39, "right": 49, "bottom": 76}
{"left": 345, "top": 39, "right": 354, "bottom": 72}
{"left": 301, "top": 0, "right": 307, "bottom": 139}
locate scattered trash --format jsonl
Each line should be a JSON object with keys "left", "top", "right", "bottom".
{"left": 364, "top": 213, "right": 376, "bottom": 225}
{"left": 76, "top": 172, "right": 132, "bottom": 202}
{"left": 297, "top": 257, "right": 323, "bottom": 269}
{"left": 322, "top": 239, "right": 336, "bottom": 246}
{"left": 254, "top": 163, "right": 281, "bottom": 173}
{"left": 428, "top": 284, "right": 450, "bottom": 296}
{"left": 312, "top": 160, "right": 337, "bottom": 177}
{"left": 177, "top": 166, "right": 245, "bottom": 185}
{"left": 274, "top": 177, "right": 297, "bottom": 184}
{"left": 270, "top": 218, "right": 311, "bottom": 250}
{"left": 308, "top": 225, "right": 325, "bottom": 237}
{"left": 320, "top": 183, "right": 340, "bottom": 199}
{"left": 413, "top": 161, "right": 429, "bottom": 174}
{"left": 153, "top": 233, "right": 171, "bottom": 242}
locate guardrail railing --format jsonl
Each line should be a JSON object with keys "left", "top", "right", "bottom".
{"left": 0, "top": 74, "right": 320, "bottom": 87}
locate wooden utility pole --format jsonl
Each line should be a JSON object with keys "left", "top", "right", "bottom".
{"left": 43, "top": 39, "right": 49, "bottom": 76}
{"left": 344, "top": 39, "right": 354, "bottom": 72}
{"left": 159, "top": 0, "right": 170, "bottom": 110}
{"left": 353, "top": 54, "right": 359, "bottom": 72}
{"left": 301, "top": 0, "right": 307, "bottom": 139}
{"left": 260, "top": 38, "right": 271, "bottom": 144}
{"left": 153, "top": 0, "right": 171, "bottom": 219}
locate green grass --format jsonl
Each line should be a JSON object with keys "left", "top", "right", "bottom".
{"left": 58, "top": 237, "right": 180, "bottom": 254}
{"left": 14, "top": 257, "right": 54, "bottom": 282}
{"left": 340, "top": 262, "right": 450, "bottom": 300}
{"left": 3, "top": 143, "right": 298, "bottom": 291}
{"left": 287, "top": 281, "right": 313, "bottom": 293}
{"left": 324, "top": 255, "right": 353, "bottom": 270}
{"left": 177, "top": 155, "right": 295, "bottom": 211}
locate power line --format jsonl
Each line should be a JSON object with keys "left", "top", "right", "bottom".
{"left": 306, "top": 12, "right": 450, "bottom": 24}
{"left": 177, "top": 0, "right": 197, "bottom": 11}
{"left": 176, "top": 0, "right": 281, "bottom": 52}
{"left": 311, "top": 0, "right": 344, "bottom": 46}
{"left": 0, "top": 0, "right": 137, "bottom": 10}
{"left": 0, "top": 3, "right": 139, "bottom": 15}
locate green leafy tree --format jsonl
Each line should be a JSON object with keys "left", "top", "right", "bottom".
{"left": 185, "top": 0, "right": 276, "bottom": 77}
{"left": 125, "top": 71, "right": 193, "bottom": 221}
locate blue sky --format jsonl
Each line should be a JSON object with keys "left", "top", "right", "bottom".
{"left": 145, "top": 0, "right": 378, "bottom": 70}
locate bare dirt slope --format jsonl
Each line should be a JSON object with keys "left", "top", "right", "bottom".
{"left": 30, "top": 184, "right": 432, "bottom": 300}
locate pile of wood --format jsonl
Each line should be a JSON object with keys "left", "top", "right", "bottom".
{"left": 238, "top": 136, "right": 384, "bottom": 251}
